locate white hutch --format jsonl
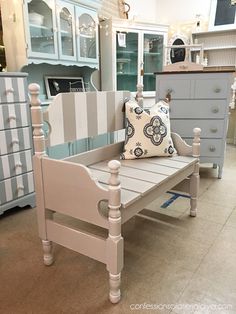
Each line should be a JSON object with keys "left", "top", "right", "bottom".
{"left": 1, "top": 0, "right": 101, "bottom": 101}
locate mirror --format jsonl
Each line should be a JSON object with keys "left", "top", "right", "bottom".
{"left": 170, "top": 38, "right": 186, "bottom": 63}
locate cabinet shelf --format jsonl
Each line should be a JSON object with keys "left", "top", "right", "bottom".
{"left": 143, "top": 52, "right": 161, "bottom": 55}
{"left": 117, "top": 72, "right": 137, "bottom": 76}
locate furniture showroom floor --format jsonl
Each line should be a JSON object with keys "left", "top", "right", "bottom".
{"left": 1, "top": 144, "right": 236, "bottom": 314}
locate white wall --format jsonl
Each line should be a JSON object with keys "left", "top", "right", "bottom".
{"left": 127, "top": 0, "right": 212, "bottom": 24}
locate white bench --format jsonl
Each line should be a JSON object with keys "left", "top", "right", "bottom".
{"left": 29, "top": 84, "right": 200, "bottom": 304}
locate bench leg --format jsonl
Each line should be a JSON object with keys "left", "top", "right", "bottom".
{"left": 190, "top": 162, "right": 200, "bottom": 217}
{"left": 106, "top": 213, "right": 123, "bottom": 303}
{"left": 42, "top": 239, "right": 54, "bottom": 266}
{"left": 107, "top": 160, "right": 123, "bottom": 303}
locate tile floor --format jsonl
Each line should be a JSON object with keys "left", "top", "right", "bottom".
{"left": 1, "top": 144, "right": 236, "bottom": 314}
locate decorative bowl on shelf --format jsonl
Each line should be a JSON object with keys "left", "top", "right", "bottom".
{"left": 29, "top": 12, "right": 44, "bottom": 26}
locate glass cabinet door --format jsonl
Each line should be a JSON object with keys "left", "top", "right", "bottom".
{"left": 57, "top": 1, "right": 76, "bottom": 61}
{"left": 76, "top": 7, "right": 98, "bottom": 63}
{"left": 26, "top": 0, "right": 58, "bottom": 59}
{"left": 116, "top": 32, "right": 138, "bottom": 92}
{"left": 143, "top": 33, "right": 164, "bottom": 91}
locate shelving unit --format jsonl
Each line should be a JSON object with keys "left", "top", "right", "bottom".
{"left": 192, "top": 29, "right": 236, "bottom": 67}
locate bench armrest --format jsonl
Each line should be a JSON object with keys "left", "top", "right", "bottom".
{"left": 171, "top": 128, "right": 201, "bottom": 157}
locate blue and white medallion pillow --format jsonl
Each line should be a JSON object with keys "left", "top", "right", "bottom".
{"left": 121, "top": 100, "right": 176, "bottom": 159}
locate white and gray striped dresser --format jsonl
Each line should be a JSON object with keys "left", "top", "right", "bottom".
{"left": 0, "top": 72, "right": 35, "bottom": 215}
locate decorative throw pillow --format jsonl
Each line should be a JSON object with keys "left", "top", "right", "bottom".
{"left": 121, "top": 100, "right": 176, "bottom": 160}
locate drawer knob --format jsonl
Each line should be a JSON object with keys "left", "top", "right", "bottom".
{"left": 11, "top": 139, "right": 19, "bottom": 145}
{"left": 209, "top": 146, "right": 216, "bottom": 152}
{"left": 214, "top": 87, "right": 221, "bottom": 93}
{"left": 210, "top": 128, "right": 218, "bottom": 133}
{"left": 15, "top": 162, "right": 23, "bottom": 168}
{"left": 8, "top": 115, "right": 16, "bottom": 121}
{"left": 17, "top": 185, "right": 24, "bottom": 194}
{"left": 5, "top": 88, "right": 14, "bottom": 94}
{"left": 212, "top": 107, "right": 219, "bottom": 113}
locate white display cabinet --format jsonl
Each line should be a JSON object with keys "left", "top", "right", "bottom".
{"left": 100, "top": 18, "right": 168, "bottom": 107}
{"left": 1, "top": 0, "right": 100, "bottom": 70}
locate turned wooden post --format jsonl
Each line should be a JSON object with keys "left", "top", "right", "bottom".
{"left": 28, "top": 83, "right": 46, "bottom": 156}
{"left": 28, "top": 83, "right": 53, "bottom": 265}
{"left": 135, "top": 83, "right": 144, "bottom": 108}
{"left": 107, "top": 160, "right": 123, "bottom": 304}
{"left": 190, "top": 127, "right": 201, "bottom": 217}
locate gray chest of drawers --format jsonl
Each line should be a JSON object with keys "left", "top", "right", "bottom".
{"left": 155, "top": 71, "right": 234, "bottom": 178}
{"left": 0, "top": 72, "right": 35, "bottom": 214}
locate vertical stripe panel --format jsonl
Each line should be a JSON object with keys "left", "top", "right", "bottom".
{"left": 23, "top": 128, "right": 31, "bottom": 150}
{"left": 0, "top": 78, "right": 6, "bottom": 103}
{"left": 17, "top": 77, "right": 26, "bottom": 102}
{"left": 115, "top": 91, "right": 125, "bottom": 130}
{"left": 48, "top": 94, "right": 64, "bottom": 146}
{"left": 27, "top": 172, "right": 34, "bottom": 193}
{"left": 4, "top": 178, "right": 13, "bottom": 202}
{"left": 5, "top": 78, "right": 14, "bottom": 103}
{"left": 19, "top": 104, "right": 28, "bottom": 126}
{"left": 62, "top": 93, "right": 76, "bottom": 142}
{"left": 2, "top": 105, "right": 9, "bottom": 129}
{"left": 0, "top": 181, "right": 6, "bottom": 204}
{"left": 22, "top": 173, "right": 29, "bottom": 195}
{"left": 74, "top": 93, "right": 88, "bottom": 140}
{"left": 12, "top": 78, "right": 19, "bottom": 102}
{"left": 96, "top": 92, "right": 108, "bottom": 135}
{"left": 106, "top": 92, "right": 116, "bottom": 133}
{"left": 25, "top": 150, "right": 32, "bottom": 172}
{"left": 2, "top": 155, "right": 10, "bottom": 178}
{"left": 86, "top": 92, "right": 98, "bottom": 137}
{"left": 0, "top": 131, "right": 8, "bottom": 155}
{"left": 0, "top": 156, "right": 4, "bottom": 180}
{"left": 0, "top": 106, "right": 4, "bottom": 130}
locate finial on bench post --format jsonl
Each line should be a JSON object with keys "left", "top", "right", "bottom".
{"left": 107, "top": 160, "right": 123, "bottom": 304}
{"left": 28, "top": 83, "right": 46, "bottom": 156}
{"left": 136, "top": 83, "right": 144, "bottom": 108}
{"left": 190, "top": 127, "right": 201, "bottom": 217}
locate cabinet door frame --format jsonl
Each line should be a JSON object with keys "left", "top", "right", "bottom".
{"left": 75, "top": 6, "right": 99, "bottom": 65}
{"left": 24, "top": 0, "right": 59, "bottom": 60}
{"left": 56, "top": 0, "right": 77, "bottom": 61}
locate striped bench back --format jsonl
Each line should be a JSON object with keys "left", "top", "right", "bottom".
{"left": 43, "top": 91, "right": 130, "bottom": 147}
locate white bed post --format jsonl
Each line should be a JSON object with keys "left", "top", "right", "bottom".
{"left": 107, "top": 160, "right": 123, "bottom": 304}
{"left": 190, "top": 127, "right": 201, "bottom": 217}
{"left": 28, "top": 83, "right": 53, "bottom": 266}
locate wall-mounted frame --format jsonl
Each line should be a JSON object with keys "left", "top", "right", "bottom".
{"left": 208, "top": 0, "right": 236, "bottom": 31}
{"left": 45, "top": 76, "right": 85, "bottom": 99}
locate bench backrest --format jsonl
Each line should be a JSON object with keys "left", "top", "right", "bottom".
{"left": 43, "top": 91, "right": 130, "bottom": 147}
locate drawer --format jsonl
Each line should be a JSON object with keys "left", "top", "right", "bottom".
{"left": 170, "top": 100, "right": 228, "bottom": 119}
{"left": 171, "top": 119, "right": 225, "bottom": 139}
{"left": 0, "top": 103, "right": 30, "bottom": 130}
{"left": 156, "top": 78, "right": 192, "bottom": 99}
{"left": 0, "top": 127, "right": 32, "bottom": 155}
{"left": 194, "top": 78, "right": 228, "bottom": 99}
{"left": 0, "top": 150, "right": 33, "bottom": 180}
{"left": 0, "top": 76, "right": 27, "bottom": 103}
{"left": 0, "top": 172, "right": 34, "bottom": 205}
{"left": 184, "top": 138, "right": 224, "bottom": 157}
